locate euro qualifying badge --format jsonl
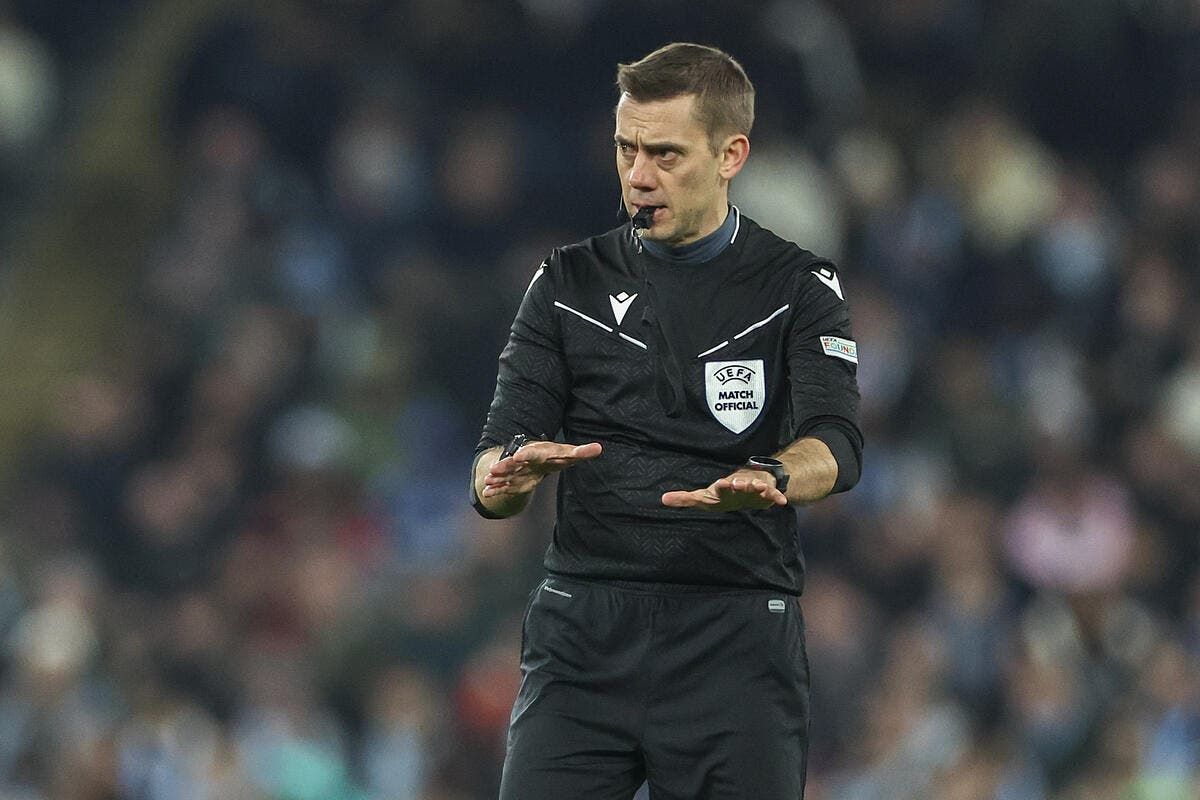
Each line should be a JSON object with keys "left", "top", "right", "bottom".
{"left": 705, "top": 359, "right": 765, "bottom": 433}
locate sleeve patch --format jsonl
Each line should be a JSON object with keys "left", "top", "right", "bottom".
{"left": 820, "top": 336, "right": 858, "bottom": 364}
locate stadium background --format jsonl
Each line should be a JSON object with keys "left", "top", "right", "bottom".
{"left": 0, "top": 0, "right": 1197, "bottom": 798}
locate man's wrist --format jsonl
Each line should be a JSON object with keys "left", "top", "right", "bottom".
{"left": 471, "top": 447, "right": 507, "bottom": 518}
{"left": 472, "top": 445, "right": 534, "bottom": 519}
{"left": 770, "top": 438, "right": 838, "bottom": 504}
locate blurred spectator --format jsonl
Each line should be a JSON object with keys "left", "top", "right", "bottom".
{"left": 0, "top": 12, "right": 58, "bottom": 169}
{"left": 360, "top": 665, "right": 443, "bottom": 800}
{"left": 1004, "top": 450, "right": 1136, "bottom": 596}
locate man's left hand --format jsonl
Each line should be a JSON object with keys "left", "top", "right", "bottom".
{"left": 661, "top": 470, "right": 788, "bottom": 512}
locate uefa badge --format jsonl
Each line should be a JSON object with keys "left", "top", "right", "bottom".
{"left": 704, "top": 359, "right": 765, "bottom": 434}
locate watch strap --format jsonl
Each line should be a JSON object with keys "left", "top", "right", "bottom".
{"left": 744, "top": 456, "right": 789, "bottom": 493}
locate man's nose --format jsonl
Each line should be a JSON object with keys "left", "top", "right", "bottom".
{"left": 627, "top": 151, "right": 657, "bottom": 191}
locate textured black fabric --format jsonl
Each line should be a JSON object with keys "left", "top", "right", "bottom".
{"left": 475, "top": 213, "right": 862, "bottom": 594}
{"left": 499, "top": 577, "right": 811, "bottom": 800}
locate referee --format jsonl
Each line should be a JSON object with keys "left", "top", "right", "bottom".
{"left": 471, "top": 42, "right": 862, "bottom": 800}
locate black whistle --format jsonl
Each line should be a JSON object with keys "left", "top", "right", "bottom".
{"left": 632, "top": 206, "right": 656, "bottom": 231}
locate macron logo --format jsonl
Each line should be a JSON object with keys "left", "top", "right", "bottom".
{"left": 811, "top": 268, "right": 844, "bottom": 301}
{"left": 609, "top": 291, "right": 638, "bottom": 325}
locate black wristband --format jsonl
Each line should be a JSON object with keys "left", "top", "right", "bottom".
{"left": 805, "top": 426, "right": 860, "bottom": 494}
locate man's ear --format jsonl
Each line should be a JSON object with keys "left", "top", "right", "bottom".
{"left": 718, "top": 134, "right": 750, "bottom": 180}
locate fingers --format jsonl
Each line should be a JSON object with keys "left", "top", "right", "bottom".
{"left": 482, "top": 481, "right": 534, "bottom": 497}
{"left": 482, "top": 463, "right": 549, "bottom": 496}
{"left": 481, "top": 464, "right": 536, "bottom": 496}
{"left": 662, "top": 477, "right": 787, "bottom": 510}
{"left": 480, "top": 482, "right": 510, "bottom": 497}
{"left": 514, "top": 440, "right": 602, "bottom": 465}
{"left": 484, "top": 442, "right": 603, "bottom": 499}
{"left": 501, "top": 441, "right": 604, "bottom": 472}
{"left": 572, "top": 442, "right": 604, "bottom": 459}
{"left": 661, "top": 489, "right": 718, "bottom": 508}
{"left": 724, "top": 475, "right": 788, "bottom": 506}
{"left": 487, "top": 457, "right": 523, "bottom": 478}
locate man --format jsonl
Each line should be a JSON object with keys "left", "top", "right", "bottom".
{"left": 471, "top": 42, "right": 862, "bottom": 799}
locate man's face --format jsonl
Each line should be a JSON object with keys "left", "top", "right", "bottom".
{"left": 615, "top": 93, "right": 739, "bottom": 247}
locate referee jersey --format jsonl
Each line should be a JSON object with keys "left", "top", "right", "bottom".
{"left": 475, "top": 209, "right": 862, "bottom": 595}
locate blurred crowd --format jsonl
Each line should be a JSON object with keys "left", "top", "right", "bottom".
{"left": 0, "top": 0, "right": 1198, "bottom": 798}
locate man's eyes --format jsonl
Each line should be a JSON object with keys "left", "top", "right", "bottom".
{"left": 616, "top": 143, "right": 678, "bottom": 163}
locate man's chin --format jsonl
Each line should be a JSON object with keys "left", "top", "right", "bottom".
{"left": 644, "top": 227, "right": 690, "bottom": 247}
{"left": 639, "top": 220, "right": 677, "bottom": 243}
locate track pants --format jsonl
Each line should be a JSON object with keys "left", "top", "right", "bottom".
{"left": 499, "top": 576, "right": 811, "bottom": 799}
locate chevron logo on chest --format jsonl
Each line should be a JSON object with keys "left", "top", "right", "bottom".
{"left": 609, "top": 291, "right": 638, "bottom": 325}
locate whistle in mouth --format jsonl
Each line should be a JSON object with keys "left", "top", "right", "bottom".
{"left": 632, "top": 206, "right": 656, "bottom": 233}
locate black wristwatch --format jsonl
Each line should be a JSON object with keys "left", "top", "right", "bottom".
{"left": 745, "top": 456, "right": 790, "bottom": 492}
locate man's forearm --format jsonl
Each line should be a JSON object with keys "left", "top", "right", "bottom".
{"left": 775, "top": 437, "right": 838, "bottom": 505}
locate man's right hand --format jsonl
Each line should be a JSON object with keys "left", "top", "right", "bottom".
{"left": 475, "top": 440, "right": 603, "bottom": 517}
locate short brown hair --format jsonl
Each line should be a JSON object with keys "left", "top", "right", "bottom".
{"left": 616, "top": 42, "right": 755, "bottom": 151}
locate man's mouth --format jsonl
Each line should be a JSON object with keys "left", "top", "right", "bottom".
{"left": 633, "top": 205, "right": 663, "bottom": 228}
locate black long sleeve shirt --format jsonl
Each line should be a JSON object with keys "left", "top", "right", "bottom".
{"left": 475, "top": 212, "right": 862, "bottom": 594}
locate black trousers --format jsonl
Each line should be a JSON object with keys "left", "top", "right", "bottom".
{"left": 499, "top": 576, "right": 811, "bottom": 799}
